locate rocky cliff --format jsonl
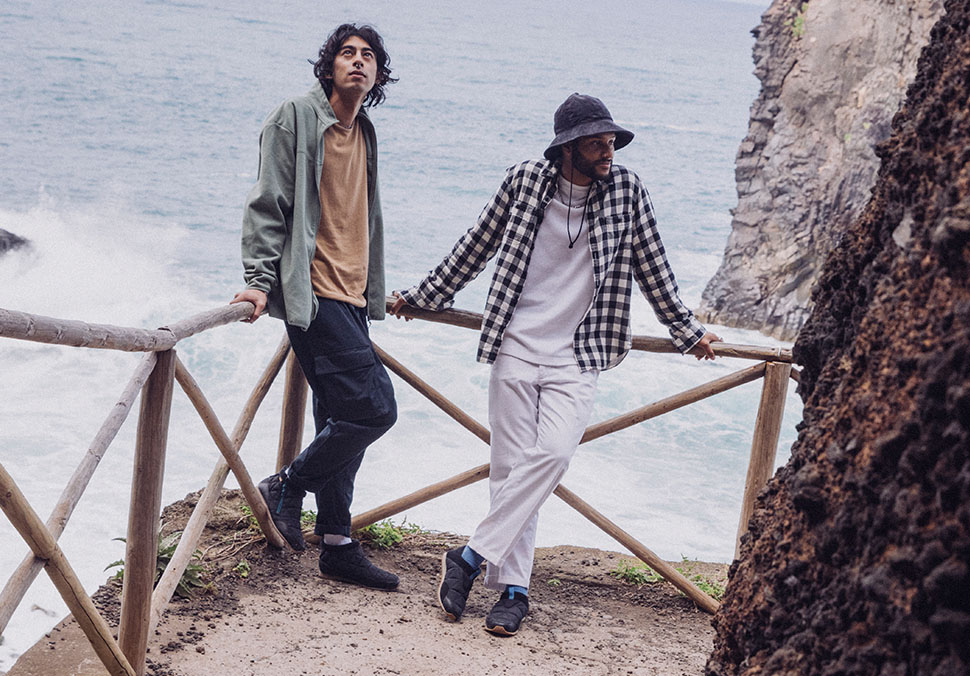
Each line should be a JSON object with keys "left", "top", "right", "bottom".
{"left": 706, "top": 1, "right": 970, "bottom": 673}
{"left": 699, "top": 0, "right": 943, "bottom": 339}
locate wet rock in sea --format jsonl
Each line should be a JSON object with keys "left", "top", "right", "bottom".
{"left": 0, "top": 228, "right": 28, "bottom": 256}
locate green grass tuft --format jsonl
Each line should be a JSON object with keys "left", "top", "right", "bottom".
{"left": 784, "top": 2, "right": 808, "bottom": 38}
{"left": 609, "top": 559, "right": 663, "bottom": 586}
{"left": 353, "top": 518, "right": 423, "bottom": 549}
{"left": 609, "top": 556, "right": 727, "bottom": 601}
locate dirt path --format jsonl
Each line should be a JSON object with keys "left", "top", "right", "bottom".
{"left": 7, "top": 491, "right": 726, "bottom": 676}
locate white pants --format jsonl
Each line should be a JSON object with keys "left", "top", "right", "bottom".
{"left": 468, "top": 353, "right": 599, "bottom": 590}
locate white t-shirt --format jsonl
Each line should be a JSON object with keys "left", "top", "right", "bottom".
{"left": 498, "top": 176, "right": 596, "bottom": 366}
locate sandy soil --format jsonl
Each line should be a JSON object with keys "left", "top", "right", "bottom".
{"left": 7, "top": 491, "right": 726, "bottom": 676}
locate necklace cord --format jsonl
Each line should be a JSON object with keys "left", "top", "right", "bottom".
{"left": 565, "top": 179, "right": 589, "bottom": 249}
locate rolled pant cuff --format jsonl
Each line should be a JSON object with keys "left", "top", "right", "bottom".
{"left": 282, "top": 472, "right": 312, "bottom": 494}
{"left": 315, "top": 523, "right": 351, "bottom": 537}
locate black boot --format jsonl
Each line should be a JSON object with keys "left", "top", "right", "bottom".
{"left": 319, "top": 540, "right": 399, "bottom": 590}
{"left": 257, "top": 471, "right": 306, "bottom": 551}
{"left": 484, "top": 591, "right": 529, "bottom": 636}
{"left": 437, "top": 547, "right": 479, "bottom": 620}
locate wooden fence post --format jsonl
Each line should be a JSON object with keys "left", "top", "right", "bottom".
{"left": 735, "top": 361, "right": 792, "bottom": 558}
{"left": 276, "top": 349, "right": 308, "bottom": 472}
{"left": 119, "top": 349, "right": 175, "bottom": 676}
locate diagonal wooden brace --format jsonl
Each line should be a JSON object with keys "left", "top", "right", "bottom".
{"left": 173, "top": 356, "right": 288, "bottom": 549}
{"left": 363, "top": 345, "right": 741, "bottom": 612}
{"left": 0, "top": 462, "right": 135, "bottom": 676}
{"left": 372, "top": 341, "right": 490, "bottom": 444}
{"left": 0, "top": 352, "right": 156, "bottom": 637}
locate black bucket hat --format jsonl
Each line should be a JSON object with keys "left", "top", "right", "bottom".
{"left": 544, "top": 93, "right": 634, "bottom": 161}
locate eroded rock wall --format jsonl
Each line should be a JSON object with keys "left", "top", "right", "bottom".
{"left": 699, "top": 0, "right": 943, "bottom": 340}
{"left": 706, "top": 1, "right": 970, "bottom": 674}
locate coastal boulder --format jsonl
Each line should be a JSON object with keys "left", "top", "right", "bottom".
{"left": 0, "top": 228, "right": 27, "bottom": 256}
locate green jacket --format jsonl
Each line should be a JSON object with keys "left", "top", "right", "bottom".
{"left": 241, "top": 82, "right": 386, "bottom": 328}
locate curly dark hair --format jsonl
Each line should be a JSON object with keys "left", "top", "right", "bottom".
{"left": 312, "top": 23, "right": 397, "bottom": 107}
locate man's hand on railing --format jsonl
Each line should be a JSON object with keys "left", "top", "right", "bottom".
{"left": 388, "top": 292, "right": 413, "bottom": 321}
{"left": 230, "top": 288, "right": 267, "bottom": 323}
{"left": 694, "top": 332, "right": 722, "bottom": 361}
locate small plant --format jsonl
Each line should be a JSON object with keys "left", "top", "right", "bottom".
{"left": 784, "top": 2, "right": 808, "bottom": 39}
{"left": 233, "top": 559, "right": 251, "bottom": 579}
{"left": 240, "top": 504, "right": 259, "bottom": 531}
{"left": 105, "top": 531, "right": 209, "bottom": 599}
{"left": 689, "top": 574, "right": 726, "bottom": 600}
{"left": 677, "top": 556, "right": 727, "bottom": 601}
{"left": 240, "top": 505, "right": 315, "bottom": 532}
{"left": 353, "top": 518, "right": 422, "bottom": 549}
{"left": 547, "top": 578, "right": 562, "bottom": 587}
{"left": 301, "top": 509, "right": 316, "bottom": 530}
{"left": 610, "top": 559, "right": 663, "bottom": 587}
{"left": 610, "top": 557, "right": 727, "bottom": 601}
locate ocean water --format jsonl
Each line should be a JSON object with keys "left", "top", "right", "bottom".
{"left": 0, "top": 0, "right": 785, "bottom": 667}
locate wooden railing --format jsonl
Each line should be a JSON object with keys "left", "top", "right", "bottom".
{"left": 0, "top": 300, "right": 796, "bottom": 675}
{"left": 0, "top": 303, "right": 289, "bottom": 676}
{"left": 332, "top": 302, "right": 795, "bottom": 614}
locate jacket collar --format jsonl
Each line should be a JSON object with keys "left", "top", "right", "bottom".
{"left": 306, "top": 81, "right": 373, "bottom": 129}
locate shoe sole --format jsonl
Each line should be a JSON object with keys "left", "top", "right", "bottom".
{"left": 438, "top": 551, "right": 459, "bottom": 621}
{"left": 318, "top": 568, "right": 398, "bottom": 591}
{"left": 484, "top": 621, "right": 517, "bottom": 636}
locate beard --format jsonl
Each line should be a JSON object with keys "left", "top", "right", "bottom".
{"left": 571, "top": 149, "right": 611, "bottom": 181}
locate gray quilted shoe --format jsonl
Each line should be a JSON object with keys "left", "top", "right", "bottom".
{"left": 484, "top": 591, "right": 529, "bottom": 636}
{"left": 438, "top": 547, "right": 479, "bottom": 620}
{"left": 257, "top": 472, "right": 306, "bottom": 551}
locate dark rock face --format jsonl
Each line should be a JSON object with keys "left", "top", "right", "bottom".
{"left": 0, "top": 228, "right": 28, "bottom": 256}
{"left": 707, "top": 2, "right": 970, "bottom": 674}
{"left": 699, "top": 0, "right": 942, "bottom": 339}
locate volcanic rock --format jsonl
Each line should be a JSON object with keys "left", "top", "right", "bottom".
{"left": 707, "top": 1, "right": 970, "bottom": 674}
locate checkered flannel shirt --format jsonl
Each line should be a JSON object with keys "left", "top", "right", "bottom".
{"left": 399, "top": 159, "right": 707, "bottom": 371}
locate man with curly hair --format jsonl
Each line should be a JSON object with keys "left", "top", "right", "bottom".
{"left": 231, "top": 23, "right": 400, "bottom": 590}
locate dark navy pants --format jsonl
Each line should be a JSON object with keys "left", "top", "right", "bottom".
{"left": 284, "top": 297, "right": 396, "bottom": 536}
